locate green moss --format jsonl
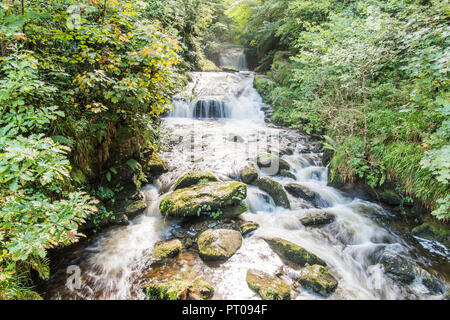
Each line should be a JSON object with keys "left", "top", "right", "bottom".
{"left": 154, "top": 239, "right": 182, "bottom": 260}
{"left": 240, "top": 222, "right": 259, "bottom": 236}
{"left": 255, "top": 177, "right": 290, "bottom": 208}
{"left": 197, "top": 229, "right": 242, "bottom": 261}
{"left": 264, "top": 237, "right": 326, "bottom": 266}
{"left": 296, "top": 265, "right": 338, "bottom": 296}
{"left": 174, "top": 171, "right": 219, "bottom": 190}
{"left": 412, "top": 222, "right": 450, "bottom": 248}
{"left": 240, "top": 164, "right": 258, "bottom": 184}
{"left": 143, "top": 279, "right": 214, "bottom": 300}
{"left": 246, "top": 269, "right": 291, "bottom": 300}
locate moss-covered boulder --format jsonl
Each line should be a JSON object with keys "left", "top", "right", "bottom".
{"left": 284, "top": 183, "right": 315, "bottom": 202}
{"left": 279, "top": 169, "right": 296, "bottom": 180}
{"left": 240, "top": 222, "right": 259, "bottom": 236}
{"left": 255, "top": 177, "right": 290, "bottom": 208}
{"left": 240, "top": 164, "right": 258, "bottom": 184}
{"left": 197, "top": 229, "right": 242, "bottom": 261}
{"left": 379, "top": 189, "right": 402, "bottom": 206}
{"left": 174, "top": 171, "right": 219, "bottom": 190}
{"left": 143, "top": 150, "right": 168, "bottom": 176}
{"left": 300, "top": 212, "right": 335, "bottom": 227}
{"left": 411, "top": 222, "right": 450, "bottom": 248}
{"left": 159, "top": 181, "right": 247, "bottom": 218}
{"left": 296, "top": 265, "right": 338, "bottom": 296}
{"left": 257, "top": 153, "right": 290, "bottom": 175}
{"left": 264, "top": 237, "right": 326, "bottom": 267}
{"left": 154, "top": 239, "right": 182, "bottom": 260}
{"left": 143, "top": 279, "right": 214, "bottom": 300}
{"left": 221, "top": 203, "right": 249, "bottom": 218}
{"left": 222, "top": 66, "right": 239, "bottom": 72}
{"left": 246, "top": 269, "right": 291, "bottom": 300}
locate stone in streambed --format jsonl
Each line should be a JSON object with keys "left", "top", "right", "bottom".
{"left": 246, "top": 269, "right": 291, "bottom": 300}
{"left": 240, "top": 164, "right": 258, "bottom": 184}
{"left": 159, "top": 181, "right": 247, "bottom": 218}
{"left": 300, "top": 212, "right": 335, "bottom": 227}
{"left": 197, "top": 229, "right": 242, "bottom": 261}
{"left": 153, "top": 239, "right": 182, "bottom": 260}
{"left": 174, "top": 171, "right": 219, "bottom": 190}
{"left": 284, "top": 183, "right": 316, "bottom": 202}
{"left": 380, "top": 252, "right": 415, "bottom": 284}
{"left": 264, "top": 237, "right": 326, "bottom": 267}
{"left": 240, "top": 222, "right": 259, "bottom": 236}
{"left": 143, "top": 150, "right": 168, "bottom": 176}
{"left": 255, "top": 177, "right": 290, "bottom": 208}
{"left": 143, "top": 279, "right": 214, "bottom": 300}
{"left": 279, "top": 169, "right": 296, "bottom": 180}
{"left": 296, "top": 265, "right": 338, "bottom": 296}
{"left": 257, "top": 153, "right": 290, "bottom": 175}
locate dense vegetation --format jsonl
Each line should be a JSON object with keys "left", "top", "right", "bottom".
{"left": 0, "top": 0, "right": 228, "bottom": 300}
{"left": 230, "top": 0, "right": 449, "bottom": 220}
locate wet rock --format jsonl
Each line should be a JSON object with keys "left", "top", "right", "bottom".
{"left": 279, "top": 169, "right": 296, "bottom": 180}
{"left": 226, "top": 133, "right": 245, "bottom": 143}
{"left": 240, "top": 164, "right": 258, "bottom": 184}
{"left": 280, "top": 148, "right": 294, "bottom": 156}
{"left": 264, "top": 237, "right": 326, "bottom": 267}
{"left": 222, "top": 66, "right": 239, "bottom": 72}
{"left": 411, "top": 222, "right": 450, "bottom": 248}
{"left": 255, "top": 177, "right": 290, "bottom": 208}
{"left": 143, "top": 150, "right": 168, "bottom": 177}
{"left": 379, "top": 190, "right": 402, "bottom": 206}
{"left": 257, "top": 153, "right": 290, "bottom": 175}
{"left": 143, "top": 279, "right": 214, "bottom": 300}
{"left": 284, "top": 183, "right": 315, "bottom": 202}
{"left": 159, "top": 181, "right": 247, "bottom": 218}
{"left": 197, "top": 229, "right": 242, "bottom": 261}
{"left": 246, "top": 269, "right": 291, "bottom": 300}
{"left": 422, "top": 275, "right": 445, "bottom": 294}
{"left": 154, "top": 239, "right": 182, "bottom": 260}
{"left": 300, "top": 212, "right": 335, "bottom": 227}
{"left": 221, "top": 203, "right": 249, "bottom": 218}
{"left": 240, "top": 222, "right": 259, "bottom": 236}
{"left": 174, "top": 171, "right": 219, "bottom": 190}
{"left": 380, "top": 252, "right": 415, "bottom": 284}
{"left": 296, "top": 265, "right": 338, "bottom": 296}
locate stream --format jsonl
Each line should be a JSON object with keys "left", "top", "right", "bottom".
{"left": 40, "top": 49, "right": 449, "bottom": 300}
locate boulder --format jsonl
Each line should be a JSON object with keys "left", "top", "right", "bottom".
{"left": 296, "top": 265, "right": 338, "bottom": 296}
{"left": 284, "top": 183, "right": 315, "bottom": 202}
{"left": 379, "top": 189, "right": 402, "bottom": 206}
{"left": 246, "top": 269, "right": 291, "bottom": 300}
{"left": 240, "top": 222, "right": 259, "bottom": 236}
{"left": 264, "top": 237, "right": 326, "bottom": 267}
{"left": 197, "top": 229, "right": 242, "bottom": 261}
{"left": 257, "top": 153, "right": 290, "bottom": 175}
{"left": 154, "top": 239, "right": 182, "bottom": 260}
{"left": 143, "top": 150, "right": 168, "bottom": 176}
{"left": 159, "top": 181, "right": 247, "bottom": 218}
{"left": 240, "top": 164, "right": 258, "bottom": 184}
{"left": 255, "top": 177, "right": 290, "bottom": 208}
{"left": 222, "top": 66, "right": 239, "bottom": 72}
{"left": 143, "top": 279, "right": 214, "bottom": 300}
{"left": 411, "top": 222, "right": 450, "bottom": 248}
{"left": 279, "top": 169, "right": 296, "bottom": 180}
{"left": 300, "top": 212, "right": 335, "bottom": 227}
{"left": 380, "top": 252, "right": 415, "bottom": 284}
{"left": 174, "top": 171, "right": 219, "bottom": 190}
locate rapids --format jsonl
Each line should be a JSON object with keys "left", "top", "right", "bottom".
{"left": 40, "top": 49, "right": 449, "bottom": 300}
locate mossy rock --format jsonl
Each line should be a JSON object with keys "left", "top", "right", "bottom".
{"left": 264, "top": 237, "right": 326, "bottom": 267}
{"left": 257, "top": 153, "right": 290, "bottom": 175}
{"left": 246, "top": 269, "right": 291, "bottom": 300}
{"left": 154, "top": 239, "right": 182, "bottom": 260}
{"left": 284, "top": 183, "right": 315, "bottom": 202}
{"left": 143, "top": 279, "right": 214, "bottom": 300}
{"left": 379, "top": 189, "right": 402, "bottom": 206}
{"left": 279, "top": 169, "right": 296, "bottom": 180}
{"left": 380, "top": 252, "right": 415, "bottom": 284}
{"left": 144, "top": 150, "right": 168, "bottom": 176}
{"left": 159, "top": 181, "right": 247, "bottom": 218}
{"left": 255, "top": 177, "right": 290, "bottom": 208}
{"left": 411, "top": 222, "right": 450, "bottom": 248}
{"left": 240, "top": 164, "right": 258, "bottom": 184}
{"left": 300, "top": 212, "right": 335, "bottom": 227}
{"left": 222, "top": 66, "right": 239, "bottom": 72}
{"left": 197, "top": 229, "right": 242, "bottom": 261}
{"left": 174, "top": 171, "right": 219, "bottom": 190}
{"left": 296, "top": 265, "right": 338, "bottom": 296}
{"left": 240, "top": 222, "right": 259, "bottom": 236}
{"left": 220, "top": 203, "right": 249, "bottom": 218}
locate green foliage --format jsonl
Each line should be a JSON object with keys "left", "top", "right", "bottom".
{"left": 249, "top": 0, "right": 449, "bottom": 219}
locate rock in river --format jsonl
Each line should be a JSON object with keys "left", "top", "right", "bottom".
{"left": 246, "top": 269, "right": 291, "bottom": 300}
{"left": 143, "top": 279, "right": 214, "bottom": 300}
{"left": 174, "top": 171, "right": 219, "bottom": 190}
{"left": 264, "top": 237, "right": 326, "bottom": 267}
{"left": 197, "top": 229, "right": 242, "bottom": 261}
{"left": 255, "top": 177, "right": 290, "bottom": 208}
{"left": 300, "top": 212, "right": 335, "bottom": 227}
{"left": 154, "top": 239, "right": 182, "bottom": 260}
{"left": 159, "top": 181, "right": 247, "bottom": 218}
{"left": 284, "top": 183, "right": 316, "bottom": 202}
{"left": 296, "top": 265, "right": 338, "bottom": 296}
{"left": 240, "top": 163, "right": 258, "bottom": 184}
{"left": 240, "top": 222, "right": 259, "bottom": 236}
{"left": 257, "top": 153, "right": 290, "bottom": 175}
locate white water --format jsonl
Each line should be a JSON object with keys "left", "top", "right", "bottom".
{"left": 44, "top": 51, "right": 448, "bottom": 300}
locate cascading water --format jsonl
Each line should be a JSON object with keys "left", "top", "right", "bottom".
{"left": 41, "top": 50, "right": 449, "bottom": 300}
{"left": 219, "top": 47, "right": 248, "bottom": 71}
